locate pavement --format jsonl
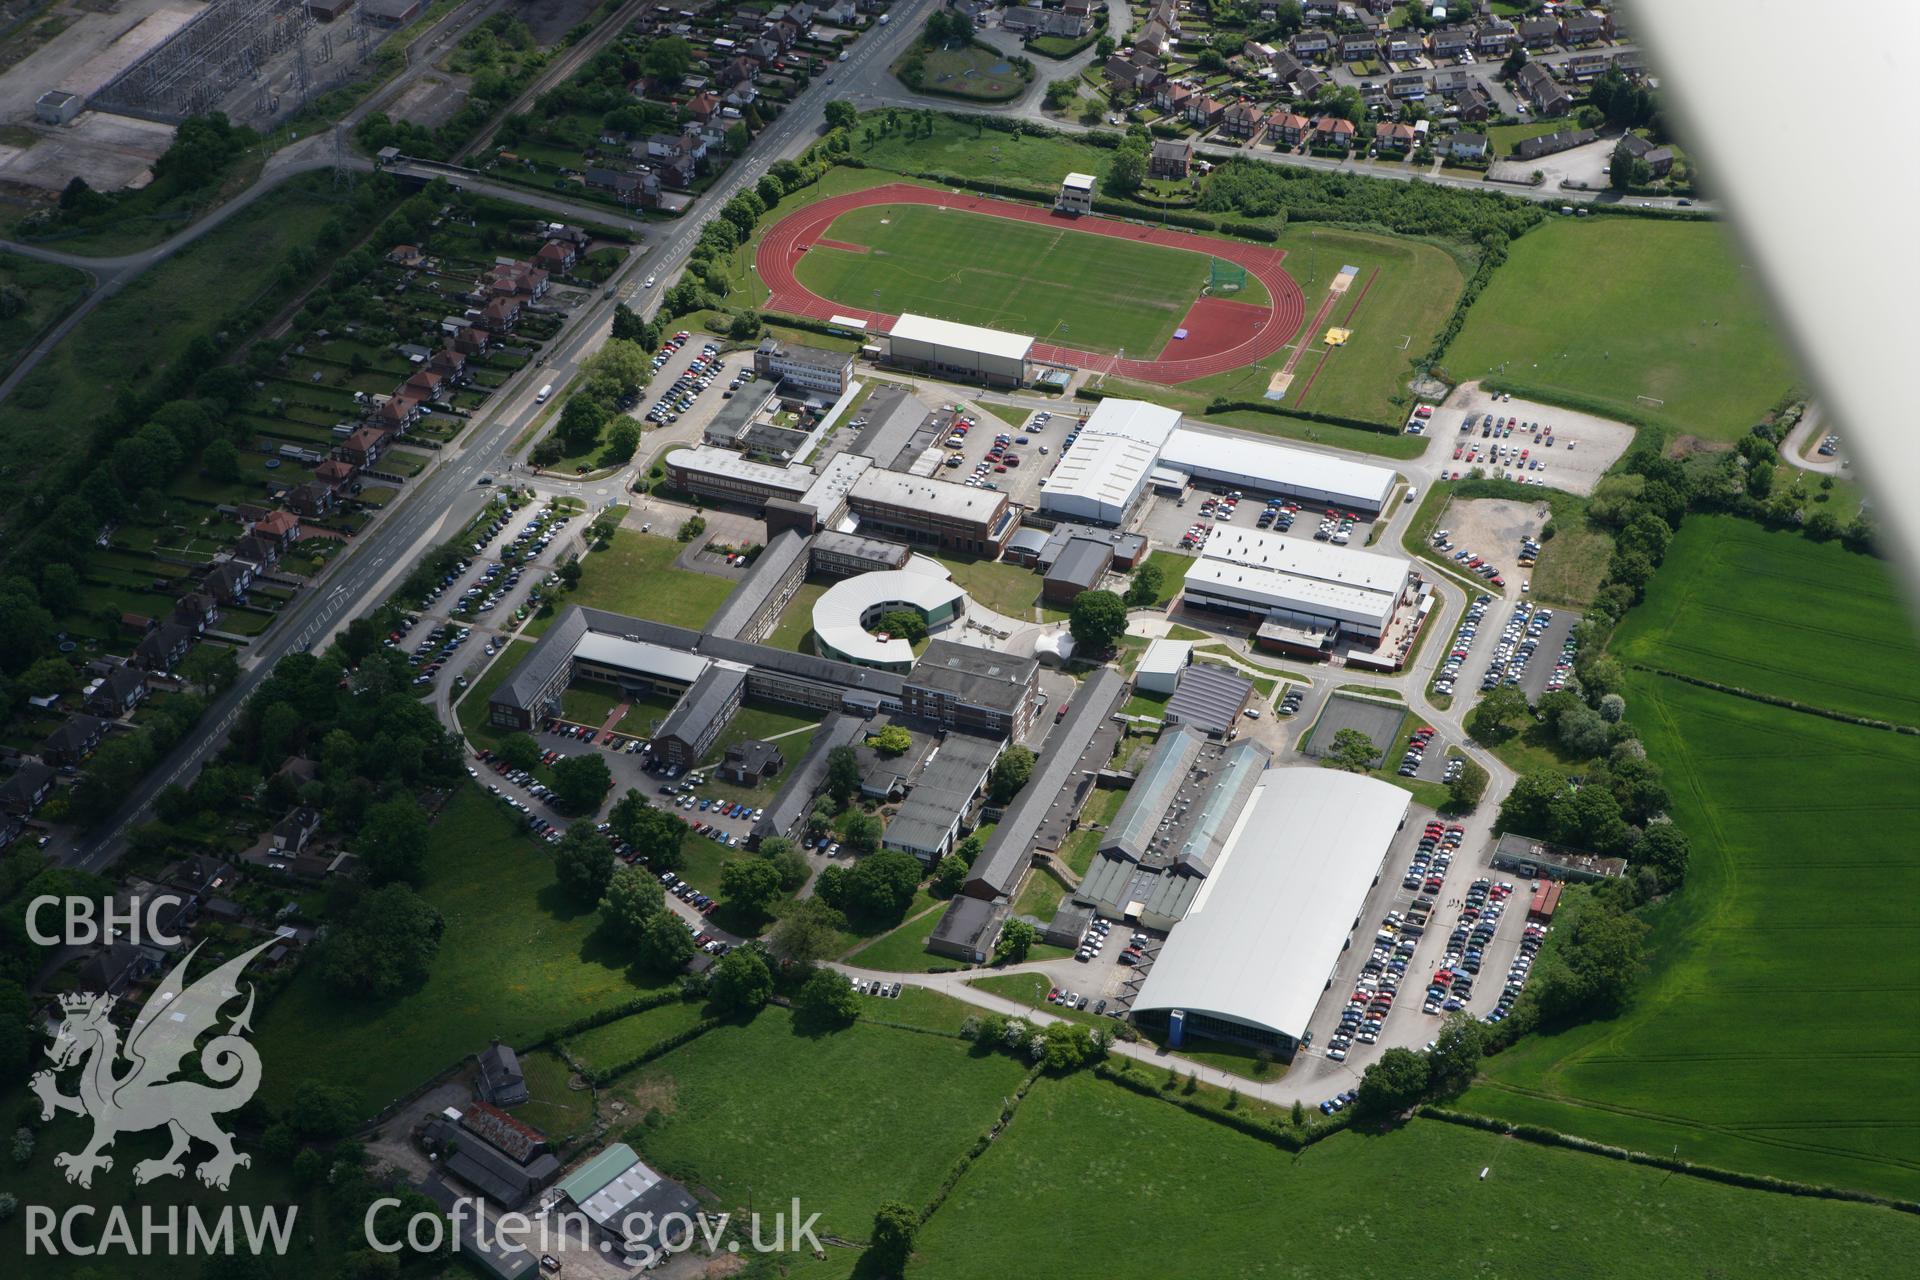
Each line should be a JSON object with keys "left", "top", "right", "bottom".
{"left": 1778, "top": 402, "right": 1847, "bottom": 476}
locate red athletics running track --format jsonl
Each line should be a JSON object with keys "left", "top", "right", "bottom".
{"left": 755, "top": 183, "right": 1306, "bottom": 385}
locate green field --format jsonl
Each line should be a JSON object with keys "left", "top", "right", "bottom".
{"left": 611, "top": 1011, "right": 1031, "bottom": 1238}
{"left": 0, "top": 251, "right": 89, "bottom": 374}
{"left": 254, "top": 789, "right": 672, "bottom": 1115}
{"left": 896, "top": 41, "right": 1033, "bottom": 101}
{"left": 562, "top": 997, "right": 713, "bottom": 1073}
{"left": 899, "top": 1074, "right": 1920, "bottom": 1278}
{"left": 1446, "top": 218, "right": 1800, "bottom": 439}
{"left": 0, "top": 177, "right": 344, "bottom": 511}
{"left": 842, "top": 898, "right": 958, "bottom": 971}
{"left": 1466, "top": 524, "right": 1920, "bottom": 1199}
{"left": 794, "top": 203, "right": 1219, "bottom": 355}
{"left": 1098, "top": 224, "right": 1463, "bottom": 429}
{"left": 547, "top": 528, "right": 738, "bottom": 630}
{"left": 1612, "top": 516, "right": 1920, "bottom": 725}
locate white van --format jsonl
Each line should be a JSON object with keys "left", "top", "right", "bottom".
{"left": 535, "top": 383, "right": 554, "bottom": 403}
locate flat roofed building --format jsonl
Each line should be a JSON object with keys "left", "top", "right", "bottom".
{"left": 1079, "top": 397, "right": 1183, "bottom": 448}
{"left": 811, "top": 531, "right": 913, "bottom": 578}
{"left": 1184, "top": 525, "right": 1412, "bottom": 641}
{"left": 883, "top": 730, "right": 1002, "bottom": 861}
{"left": 885, "top": 313, "right": 1033, "bottom": 388}
{"left": 663, "top": 445, "right": 814, "bottom": 509}
{"left": 811, "top": 560, "right": 968, "bottom": 671}
{"left": 1158, "top": 427, "right": 1398, "bottom": 512}
{"left": 848, "top": 469, "right": 1019, "bottom": 556}
{"left": 755, "top": 336, "right": 855, "bottom": 395}
{"left": 1134, "top": 637, "right": 1192, "bottom": 693}
{"left": 1131, "top": 768, "right": 1410, "bottom": 1050}
{"left": 1040, "top": 432, "right": 1162, "bottom": 525}
{"left": 1057, "top": 171, "right": 1096, "bottom": 214}
{"left": 903, "top": 639, "right": 1040, "bottom": 740}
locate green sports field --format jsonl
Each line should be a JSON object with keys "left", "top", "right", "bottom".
{"left": 1612, "top": 516, "right": 1920, "bottom": 725}
{"left": 793, "top": 203, "right": 1246, "bottom": 355}
{"left": 902, "top": 1074, "right": 1920, "bottom": 1278}
{"left": 1466, "top": 523, "right": 1920, "bottom": 1199}
{"left": 1445, "top": 218, "right": 1800, "bottom": 439}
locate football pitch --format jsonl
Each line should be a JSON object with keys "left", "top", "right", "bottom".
{"left": 791, "top": 203, "right": 1235, "bottom": 355}
{"left": 1465, "top": 520, "right": 1920, "bottom": 1199}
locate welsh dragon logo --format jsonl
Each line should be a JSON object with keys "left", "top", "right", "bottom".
{"left": 31, "top": 938, "right": 274, "bottom": 1191}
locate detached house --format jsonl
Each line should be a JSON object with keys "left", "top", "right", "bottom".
{"left": 387, "top": 244, "right": 426, "bottom": 268}
{"left": 1616, "top": 132, "right": 1675, "bottom": 178}
{"left": 173, "top": 592, "right": 220, "bottom": 635}
{"left": 686, "top": 90, "right": 721, "bottom": 123}
{"left": 314, "top": 459, "right": 357, "bottom": 491}
{"left": 335, "top": 426, "right": 387, "bottom": 469}
{"left": 0, "top": 762, "right": 55, "bottom": 815}
{"left": 455, "top": 325, "right": 492, "bottom": 355}
{"left": 533, "top": 240, "right": 578, "bottom": 274}
{"left": 1149, "top": 136, "right": 1194, "bottom": 180}
{"left": 1291, "top": 29, "right": 1333, "bottom": 61}
{"left": 1455, "top": 81, "right": 1495, "bottom": 121}
{"left": 1157, "top": 80, "right": 1194, "bottom": 114}
{"left": 427, "top": 347, "right": 467, "bottom": 382}
{"left": 270, "top": 805, "right": 324, "bottom": 854}
{"left": 1449, "top": 132, "right": 1491, "bottom": 161}
{"left": 1220, "top": 102, "right": 1268, "bottom": 142}
{"left": 85, "top": 664, "right": 148, "bottom": 719}
{"left": 1269, "top": 111, "right": 1311, "bottom": 147}
{"left": 231, "top": 533, "right": 280, "bottom": 571}
{"left": 135, "top": 622, "right": 194, "bottom": 672}
{"left": 1374, "top": 120, "right": 1418, "bottom": 151}
{"left": 1105, "top": 50, "right": 1163, "bottom": 94}
{"left": 43, "top": 714, "right": 106, "bottom": 767}
{"left": 287, "top": 481, "right": 337, "bottom": 519}
{"left": 201, "top": 559, "right": 255, "bottom": 605}
{"left": 481, "top": 296, "right": 521, "bottom": 332}
{"left": 1312, "top": 115, "right": 1357, "bottom": 147}
{"left": 403, "top": 369, "right": 444, "bottom": 403}
{"left": 1186, "top": 94, "right": 1227, "bottom": 129}
{"left": 252, "top": 509, "right": 301, "bottom": 549}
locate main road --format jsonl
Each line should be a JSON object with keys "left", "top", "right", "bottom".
{"left": 52, "top": 0, "right": 939, "bottom": 872}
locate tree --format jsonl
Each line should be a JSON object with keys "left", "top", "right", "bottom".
{"left": 1501, "top": 47, "right": 1529, "bottom": 80}
{"left": 551, "top": 752, "right": 613, "bottom": 813}
{"left": 825, "top": 744, "right": 861, "bottom": 806}
{"left": 286, "top": 1080, "right": 362, "bottom": 1139}
{"left": 1635, "top": 822, "right": 1692, "bottom": 887}
{"left": 641, "top": 35, "right": 693, "bottom": 81}
{"left": 728, "top": 309, "right": 762, "bottom": 340}
{"left": 553, "top": 826, "right": 615, "bottom": 905}
{"left": 202, "top": 438, "right": 240, "bottom": 482}
{"left": 582, "top": 338, "right": 651, "bottom": 400}
{"left": 869, "top": 1200, "right": 917, "bottom": 1276}
{"left": 1498, "top": 769, "right": 1567, "bottom": 836}
{"left": 835, "top": 849, "right": 922, "bottom": 923}
{"left": 1356, "top": 1046, "right": 1429, "bottom": 1117}
{"left": 1447, "top": 757, "right": 1489, "bottom": 811}
{"left": 989, "top": 745, "right": 1036, "bottom": 803}
{"left": 824, "top": 99, "right": 858, "bottom": 130}
{"left": 1805, "top": 510, "right": 1841, "bottom": 542}
{"left": 1327, "top": 727, "right": 1378, "bottom": 773}
{"left": 843, "top": 809, "right": 883, "bottom": 854}
{"left": 1107, "top": 141, "right": 1147, "bottom": 195}
{"left": 358, "top": 799, "right": 428, "bottom": 887}
{"left": 1530, "top": 891, "right": 1649, "bottom": 1023}
{"left": 178, "top": 643, "right": 239, "bottom": 694}
{"left": 769, "top": 897, "right": 846, "bottom": 964}
{"left": 993, "top": 918, "right": 1036, "bottom": 965}
{"left": 497, "top": 733, "right": 542, "bottom": 772}
{"left": 709, "top": 947, "right": 774, "bottom": 1016}
{"left": 1068, "top": 589, "right": 1128, "bottom": 652}
{"left": 721, "top": 856, "right": 784, "bottom": 918}
{"left": 1426, "top": 1013, "right": 1484, "bottom": 1099}
{"left": 603, "top": 419, "right": 641, "bottom": 463}
{"left": 870, "top": 608, "right": 927, "bottom": 644}
{"left": 1556, "top": 702, "right": 1611, "bottom": 759}
{"left": 725, "top": 122, "right": 750, "bottom": 154}
{"left": 319, "top": 885, "right": 445, "bottom": 998}
{"left": 932, "top": 852, "right": 969, "bottom": 898}
{"left": 635, "top": 907, "right": 696, "bottom": 974}
{"left": 1125, "top": 561, "right": 1164, "bottom": 607}
{"left": 794, "top": 967, "right": 860, "bottom": 1031}
{"left": 869, "top": 724, "right": 913, "bottom": 756}
{"left": 556, "top": 395, "right": 607, "bottom": 455}
{"left": 1467, "top": 684, "right": 1530, "bottom": 744}
{"left": 600, "top": 864, "right": 667, "bottom": 944}
{"left": 21, "top": 656, "right": 77, "bottom": 698}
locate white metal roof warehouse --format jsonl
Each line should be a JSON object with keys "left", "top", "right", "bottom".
{"left": 1131, "top": 768, "right": 1410, "bottom": 1047}
{"left": 1183, "top": 525, "right": 1412, "bottom": 639}
{"left": 1078, "top": 397, "right": 1182, "bottom": 448}
{"left": 1158, "top": 428, "right": 1398, "bottom": 512}
{"left": 1040, "top": 432, "right": 1161, "bottom": 524}
{"left": 886, "top": 313, "right": 1034, "bottom": 386}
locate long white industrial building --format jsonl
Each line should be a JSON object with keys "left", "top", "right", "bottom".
{"left": 1182, "top": 525, "right": 1412, "bottom": 641}
{"left": 1131, "top": 768, "right": 1410, "bottom": 1051}
{"left": 1158, "top": 427, "right": 1399, "bottom": 513}
{"left": 884, "top": 313, "right": 1033, "bottom": 388}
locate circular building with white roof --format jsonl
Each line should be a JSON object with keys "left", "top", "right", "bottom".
{"left": 811, "top": 557, "right": 968, "bottom": 672}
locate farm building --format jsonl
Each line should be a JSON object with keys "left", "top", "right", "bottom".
{"left": 884, "top": 313, "right": 1034, "bottom": 388}
{"left": 1131, "top": 768, "right": 1410, "bottom": 1052}
{"left": 1182, "top": 526, "right": 1414, "bottom": 643}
